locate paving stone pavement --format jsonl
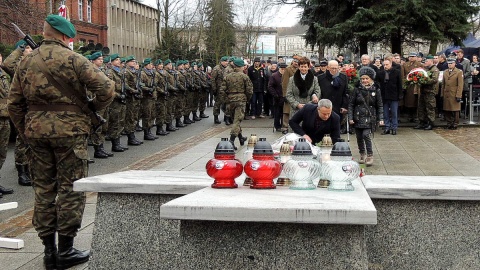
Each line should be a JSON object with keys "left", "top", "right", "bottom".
{"left": 1, "top": 118, "right": 479, "bottom": 269}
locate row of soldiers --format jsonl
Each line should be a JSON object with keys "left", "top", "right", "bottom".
{"left": 87, "top": 52, "right": 212, "bottom": 158}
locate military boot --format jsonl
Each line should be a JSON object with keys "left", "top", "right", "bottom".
{"left": 200, "top": 111, "right": 209, "bottom": 118}
{"left": 127, "top": 133, "right": 143, "bottom": 146}
{"left": 193, "top": 112, "right": 202, "bottom": 121}
{"left": 56, "top": 235, "right": 90, "bottom": 270}
{"left": 99, "top": 143, "right": 113, "bottom": 157}
{"left": 156, "top": 125, "right": 169, "bottom": 136}
{"left": 229, "top": 134, "right": 237, "bottom": 150}
{"left": 183, "top": 115, "right": 192, "bottom": 125}
{"left": 135, "top": 122, "right": 143, "bottom": 132}
{"left": 149, "top": 128, "right": 159, "bottom": 139}
{"left": 238, "top": 133, "right": 247, "bottom": 146}
{"left": 16, "top": 164, "right": 32, "bottom": 186}
{"left": 0, "top": 185, "right": 13, "bottom": 195}
{"left": 111, "top": 138, "right": 125, "bottom": 152}
{"left": 214, "top": 115, "right": 221, "bottom": 124}
{"left": 144, "top": 129, "right": 156, "bottom": 140}
{"left": 93, "top": 145, "right": 109, "bottom": 159}
{"left": 166, "top": 123, "right": 176, "bottom": 132}
{"left": 225, "top": 117, "right": 232, "bottom": 126}
{"left": 424, "top": 121, "right": 433, "bottom": 130}
{"left": 413, "top": 122, "right": 426, "bottom": 129}
{"left": 176, "top": 118, "right": 186, "bottom": 128}
{"left": 41, "top": 233, "right": 57, "bottom": 270}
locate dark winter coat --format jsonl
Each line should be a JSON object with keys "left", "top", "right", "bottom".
{"left": 317, "top": 71, "right": 349, "bottom": 115}
{"left": 268, "top": 70, "right": 283, "bottom": 104}
{"left": 376, "top": 67, "right": 403, "bottom": 101}
{"left": 348, "top": 83, "right": 384, "bottom": 130}
{"left": 247, "top": 65, "right": 266, "bottom": 93}
{"left": 289, "top": 103, "right": 341, "bottom": 144}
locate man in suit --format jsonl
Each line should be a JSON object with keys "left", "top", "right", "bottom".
{"left": 289, "top": 99, "right": 341, "bottom": 145}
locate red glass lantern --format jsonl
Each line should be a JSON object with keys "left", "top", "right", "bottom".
{"left": 206, "top": 138, "right": 243, "bottom": 188}
{"left": 244, "top": 138, "right": 282, "bottom": 189}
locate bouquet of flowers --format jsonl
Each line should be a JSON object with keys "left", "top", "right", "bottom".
{"left": 405, "top": 68, "right": 429, "bottom": 94}
{"left": 345, "top": 68, "right": 359, "bottom": 92}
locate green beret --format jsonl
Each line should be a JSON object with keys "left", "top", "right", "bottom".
{"left": 125, "top": 55, "right": 136, "bottom": 63}
{"left": 143, "top": 58, "right": 152, "bottom": 65}
{"left": 120, "top": 57, "right": 126, "bottom": 63}
{"left": 221, "top": 56, "right": 229, "bottom": 61}
{"left": 110, "top": 54, "right": 120, "bottom": 61}
{"left": 155, "top": 59, "right": 163, "bottom": 66}
{"left": 103, "top": 56, "right": 110, "bottom": 63}
{"left": 184, "top": 60, "right": 190, "bottom": 64}
{"left": 45, "top": 14, "right": 76, "bottom": 38}
{"left": 164, "top": 59, "right": 172, "bottom": 65}
{"left": 228, "top": 57, "right": 235, "bottom": 62}
{"left": 425, "top": 55, "right": 434, "bottom": 60}
{"left": 233, "top": 58, "right": 245, "bottom": 67}
{"left": 191, "top": 62, "right": 197, "bottom": 66}
{"left": 197, "top": 62, "right": 203, "bottom": 67}
{"left": 15, "top": 40, "right": 27, "bottom": 49}
{"left": 176, "top": 60, "right": 182, "bottom": 66}
{"left": 90, "top": 51, "right": 103, "bottom": 60}
{"left": 84, "top": 54, "right": 91, "bottom": 60}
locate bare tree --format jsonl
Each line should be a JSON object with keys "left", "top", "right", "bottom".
{"left": 0, "top": 0, "right": 46, "bottom": 44}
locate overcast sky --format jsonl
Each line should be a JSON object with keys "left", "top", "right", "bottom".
{"left": 142, "top": 0, "right": 302, "bottom": 27}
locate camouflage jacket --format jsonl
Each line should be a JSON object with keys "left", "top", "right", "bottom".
{"left": 184, "top": 69, "right": 193, "bottom": 91}
{"left": 155, "top": 70, "right": 167, "bottom": 96}
{"left": 125, "top": 67, "right": 140, "bottom": 97}
{"left": 1, "top": 48, "right": 22, "bottom": 77}
{"left": 221, "top": 69, "right": 253, "bottom": 102}
{"left": 8, "top": 38, "right": 115, "bottom": 138}
{"left": 177, "top": 70, "right": 187, "bottom": 92}
{"left": 107, "top": 67, "right": 124, "bottom": 99}
{"left": 140, "top": 68, "right": 157, "bottom": 99}
{"left": 166, "top": 70, "right": 180, "bottom": 94}
{"left": 0, "top": 68, "right": 10, "bottom": 118}
{"left": 420, "top": 65, "right": 440, "bottom": 94}
{"left": 211, "top": 64, "right": 225, "bottom": 94}
{"left": 224, "top": 64, "right": 234, "bottom": 77}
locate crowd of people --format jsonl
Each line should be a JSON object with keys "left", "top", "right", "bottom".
{"left": 0, "top": 14, "right": 476, "bottom": 270}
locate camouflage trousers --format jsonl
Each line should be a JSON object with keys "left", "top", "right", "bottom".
{"left": 166, "top": 95, "right": 175, "bottom": 123}
{"left": 15, "top": 134, "right": 29, "bottom": 165}
{"left": 29, "top": 135, "right": 88, "bottom": 238}
{"left": 107, "top": 100, "right": 126, "bottom": 139}
{"left": 186, "top": 90, "right": 196, "bottom": 115}
{"left": 141, "top": 97, "right": 156, "bottom": 129}
{"left": 417, "top": 91, "right": 436, "bottom": 123}
{"left": 89, "top": 108, "right": 109, "bottom": 146}
{"left": 124, "top": 97, "right": 141, "bottom": 134}
{"left": 198, "top": 91, "right": 207, "bottom": 112}
{"left": 229, "top": 101, "right": 245, "bottom": 136}
{"left": 155, "top": 97, "right": 167, "bottom": 125}
{"left": 213, "top": 93, "right": 227, "bottom": 116}
{"left": 0, "top": 118, "right": 10, "bottom": 170}
{"left": 175, "top": 92, "right": 186, "bottom": 118}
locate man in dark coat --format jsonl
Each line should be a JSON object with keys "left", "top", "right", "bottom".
{"left": 268, "top": 62, "right": 286, "bottom": 131}
{"left": 289, "top": 99, "right": 341, "bottom": 145}
{"left": 376, "top": 57, "right": 403, "bottom": 135}
{"left": 247, "top": 57, "right": 266, "bottom": 118}
{"left": 317, "top": 60, "right": 349, "bottom": 132}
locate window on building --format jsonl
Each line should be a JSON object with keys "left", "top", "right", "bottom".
{"left": 78, "top": 0, "right": 83, "bottom": 21}
{"left": 87, "top": 0, "right": 92, "bottom": 23}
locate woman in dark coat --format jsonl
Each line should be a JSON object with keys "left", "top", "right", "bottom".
{"left": 348, "top": 67, "right": 384, "bottom": 166}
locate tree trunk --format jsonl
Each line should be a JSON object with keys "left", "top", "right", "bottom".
{"left": 390, "top": 31, "right": 402, "bottom": 55}
{"left": 429, "top": 39, "right": 439, "bottom": 55}
{"left": 359, "top": 38, "right": 368, "bottom": 55}
{"left": 317, "top": 43, "right": 325, "bottom": 59}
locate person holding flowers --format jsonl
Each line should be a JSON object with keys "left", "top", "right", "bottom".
{"left": 416, "top": 55, "right": 439, "bottom": 130}
{"left": 401, "top": 52, "right": 423, "bottom": 122}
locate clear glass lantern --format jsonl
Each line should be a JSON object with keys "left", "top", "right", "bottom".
{"left": 283, "top": 138, "right": 321, "bottom": 190}
{"left": 322, "top": 142, "right": 360, "bottom": 191}
{"left": 242, "top": 134, "right": 258, "bottom": 186}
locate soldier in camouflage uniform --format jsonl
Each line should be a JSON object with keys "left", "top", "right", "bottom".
{"left": 220, "top": 58, "right": 253, "bottom": 150}
{"left": 122, "top": 55, "right": 143, "bottom": 146}
{"left": 196, "top": 63, "right": 210, "bottom": 119}
{"left": 8, "top": 15, "right": 115, "bottom": 269}
{"left": 416, "top": 55, "right": 440, "bottom": 130}
{"left": 0, "top": 64, "right": 14, "bottom": 197}
{"left": 2, "top": 40, "right": 33, "bottom": 186}
{"left": 165, "top": 59, "right": 182, "bottom": 130}
{"left": 175, "top": 61, "right": 188, "bottom": 127}
{"left": 183, "top": 61, "right": 197, "bottom": 124}
{"left": 89, "top": 52, "right": 114, "bottom": 159}
{"left": 212, "top": 56, "right": 229, "bottom": 124}
{"left": 106, "top": 54, "right": 129, "bottom": 152}
{"left": 139, "top": 58, "right": 159, "bottom": 140}
{"left": 154, "top": 60, "right": 169, "bottom": 136}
